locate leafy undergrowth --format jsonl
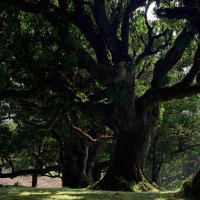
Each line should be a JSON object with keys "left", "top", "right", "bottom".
{"left": 0, "top": 187, "right": 198, "bottom": 200}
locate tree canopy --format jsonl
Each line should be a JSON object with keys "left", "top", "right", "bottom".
{"left": 0, "top": 0, "right": 200, "bottom": 196}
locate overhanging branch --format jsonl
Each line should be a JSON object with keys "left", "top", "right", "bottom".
{"left": 22, "top": 106, "right": 64, "bottom": 131}
{"left": 1, "top": 0, "right": 50, "bottom": 13}
{"left": 141, "top": 84, "right": 200, "bottom": 109}
{"left": 157, "top": 7, "right": 200, "bottom": 20}
{"left": 0, "top": 87, "right": 37, "bottom": 100}
{"left": 0, "top": 165, "right": 59, "bottom": 179}
{"left": 76, "top": 48, "right": 116, "bottom": 82}
{"left": 151, "top": 28, "right": 195, "bottom": 88}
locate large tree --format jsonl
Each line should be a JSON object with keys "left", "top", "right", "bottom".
{"left": 1, "top": 0, "right": 200, "bottom": 191}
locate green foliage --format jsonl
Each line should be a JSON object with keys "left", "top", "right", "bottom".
{"left": 1, "top": 0, "right": 200, "bottom": 192}
{"left": 146, "top": 95, "right": 200, "bottom": 190}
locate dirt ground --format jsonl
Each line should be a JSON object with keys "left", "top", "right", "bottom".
{"left": 0, "top": 176, "right": 62, "bottom": 188}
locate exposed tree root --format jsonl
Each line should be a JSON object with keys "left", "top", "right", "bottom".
{"left": 88, "top": 176, "right": 158, "bottom": 192}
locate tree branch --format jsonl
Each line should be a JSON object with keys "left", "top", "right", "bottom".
{"left": 151, "top": 28, "right": 195, "bottom": 88}
{"left": 0, "top": 166, "right": 59, "bottom": 179}
{"left": 121, "top": 0, "right": 146, "bottom": 58}
{"left": 71, "top": 0, "right": 110, "bottom": 65}
{"left": 58, "top": 0, "right": 68, "bottom": 11}
{"left": 22, "top": 106, "right": 64, "bottom": 131}
{"left": 180, "top": 44, "right": 200, "bottom": 85}
{"left": 1, "top": 0, "right": 50, "bottom": 14}
{"left": 140, "top": 84, "right": 200, "bottom": 110}
{"left": 67, "top": 116, "right": 113, "bottom": 144}
{"left": 135, "top": 3, "right": 172, "bottom": 65}
{"left": 92, "top": 0, "right": 122, "bottom": 63}
{"left": 170, "top": 143, "right": 200, "bottom": 155}
{"left": 76, "top": 48, "right": 116, "bottom": 82}
{"left": 0, "top": 87, "right": 37, "bottom": 100}
{"left": 157, "top": 7, "right": 200, "bottom": 20}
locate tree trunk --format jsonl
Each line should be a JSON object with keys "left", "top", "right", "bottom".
{"left": 61, "top": 164, "right": 83, "bottom": 188}
{"left": 92, "top": 104, "right": 155, "bottom": 191}
{"left": 61, "top": 138, "right": 98, "bottom": 188}
{"left": 32, "top": 174, "right": 38, "bottom": 187}
{"left": 61, "top": 144, "right": 89, "bottom": 188}
{"left": 151, "top": 134, "right": 163, "bottom": 184}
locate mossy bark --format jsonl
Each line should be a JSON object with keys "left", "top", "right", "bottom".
{"left": 90, "top": 103, "right": 157, "bottom": 191}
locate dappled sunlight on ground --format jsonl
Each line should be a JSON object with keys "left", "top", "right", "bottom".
{"left": 0, "top": 187, "right": 197, "bottom": 200}
{"left": 0, "top": 187, "right": 196, "bottom": 200}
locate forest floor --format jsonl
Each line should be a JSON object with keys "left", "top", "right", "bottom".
{"left": 0, "top": 187, "right": 198, "bottom": 200}
{"left": 0, "top": 176, "right": 198, "bottom": 200}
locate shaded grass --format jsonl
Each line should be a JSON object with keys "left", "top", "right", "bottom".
{"left": 0, "top": 187, "right": 198, "bottom": 200}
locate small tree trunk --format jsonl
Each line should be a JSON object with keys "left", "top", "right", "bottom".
{"left": 86, "top": 145, "right": 98, "bottom": 184}
{"left": 32, "top": 174, "right": 38, "bottom": 187}
{"left": 62, "top": 165, "right": 82, "bottom": 187}
{"left": 151, "top": 134, "right": 160, "bottom": 184}
{"left": 61, "top": 141, "right": 94, "bottom": 188}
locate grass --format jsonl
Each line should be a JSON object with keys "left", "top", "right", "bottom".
{"left": 0, "top": 187, "right": 198, "bottom": 200}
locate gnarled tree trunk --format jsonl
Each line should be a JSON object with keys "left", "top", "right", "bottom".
{"left": 92, "top": 100, "right": 155, "bottom": 191}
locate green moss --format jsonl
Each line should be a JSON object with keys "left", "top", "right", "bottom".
{"left": 90, "top": 176, "right": 158, "bottom": 192}
{"left": 133, "top": 181, "right": 158, "bottom": 192}
{"left": 89, "top": 177, "right": 135, "bottom": 191}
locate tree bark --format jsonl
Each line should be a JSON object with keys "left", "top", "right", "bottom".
{"left": 91, "top": 102, "right": 155, "bottom": 191}
{"left": 32, "top": 174, "right": 38, "bottom": 187}
{"left": 60, "top": 135, "right": 98, "bottom": 188}
{"left": 151, "top": 134, "right": 161, "bottom": 184}
{"left": 61, "top": 142, "right": 89, "bottom": 188}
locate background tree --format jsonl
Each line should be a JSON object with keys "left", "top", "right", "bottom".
{"left": 146, "top": 95, "right": 200, "bottom": 189}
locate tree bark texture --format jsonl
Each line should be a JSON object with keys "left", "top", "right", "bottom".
{"left": 60, "top": 135, "right": 97, "bottom": 188}
{"left": 92, "top": 99, "right": 156, "bottom": 191}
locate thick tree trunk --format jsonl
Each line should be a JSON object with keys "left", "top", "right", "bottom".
{"left": 92, "top": 104, "right": 155, "bottom": 191}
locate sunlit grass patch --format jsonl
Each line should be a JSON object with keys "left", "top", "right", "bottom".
{"left": 0, "top": 187, "right": 197, "bottom": 200}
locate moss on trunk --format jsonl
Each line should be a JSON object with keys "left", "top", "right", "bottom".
{"left": 89, "top": 176, "right": 158, "bottom": 192}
